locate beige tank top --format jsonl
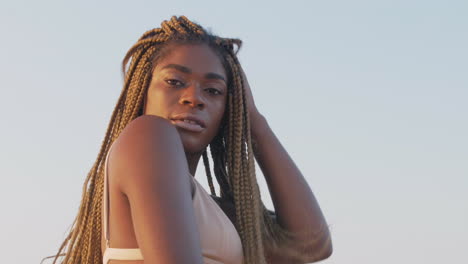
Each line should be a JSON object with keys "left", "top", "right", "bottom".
{"left": 102, "top": 145, "right": 244, "bottom": 264}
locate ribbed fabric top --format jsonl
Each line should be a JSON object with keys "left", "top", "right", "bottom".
{"left": 102, "top": 146, "right": 244, "bottom": 264}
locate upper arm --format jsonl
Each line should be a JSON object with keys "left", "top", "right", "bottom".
{"left": 110, "top": 115, "right": 203, "bottom": 264}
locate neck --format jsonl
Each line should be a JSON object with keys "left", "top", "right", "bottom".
{"left": 185, "top": 151, "right": 202, "bottom": 176}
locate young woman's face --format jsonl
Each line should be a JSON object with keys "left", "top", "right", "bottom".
{"left": 144, "top": 44, "right": 228, "bottom": 154}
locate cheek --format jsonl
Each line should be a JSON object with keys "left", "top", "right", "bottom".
{"left": 212, "top": 97, "right": 226, "bottom": 118}
{"left": 146, "top": 87, "right": 175, "bottom": 115}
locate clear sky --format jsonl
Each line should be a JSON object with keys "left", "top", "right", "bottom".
{"left": 1, "top": 0, "right": 467, "bottom": 263}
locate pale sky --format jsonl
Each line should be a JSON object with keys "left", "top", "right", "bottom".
{"left": 1, "top": 0, "right": 467, "bottom": 263}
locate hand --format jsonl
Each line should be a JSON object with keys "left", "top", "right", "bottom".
{"left": 238, "top": 66, "right": 267, "bottom": 137}
{"left": 239, "top": 66, "right": 261, "bottom": 122}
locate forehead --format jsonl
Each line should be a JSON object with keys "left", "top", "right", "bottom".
{"left": 154, "top": 44, "right": 226, "bottom": 78}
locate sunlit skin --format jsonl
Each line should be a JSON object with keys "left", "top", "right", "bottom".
{"left": 143, "top": 44, "right": 228, "bottom": 175}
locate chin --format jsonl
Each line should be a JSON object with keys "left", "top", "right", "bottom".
{"left": 181, "top": 140, "right": 206, "bottom": 155}
{"left": 178, "top": 131, "right": 208, "bottom": 154}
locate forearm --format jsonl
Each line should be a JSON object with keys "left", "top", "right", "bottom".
{"left": 250, "top": 114, "right": 329, "bottom": 240}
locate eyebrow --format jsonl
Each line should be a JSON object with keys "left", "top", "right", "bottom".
{"left": 161, "top": 64, "right": 226, "bottom": 83}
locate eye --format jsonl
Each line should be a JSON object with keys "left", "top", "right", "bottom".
{"left": 165, "top": 79, "right": 184, "bottom": 87}
{"left": 205, "top": 88, "right": 223, "bottom": 95}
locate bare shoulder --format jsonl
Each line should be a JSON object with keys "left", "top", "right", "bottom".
{"left": 116, "top": 114, "right": 177, "bottom": 147}
{"left": 110, "top": 115, "right": 180, "bottom": 181}
{"left": 108, "top": 114, "right": 203, "bottom": 263}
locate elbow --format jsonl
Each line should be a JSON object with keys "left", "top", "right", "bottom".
{"left": 319, "top": 241, "right": 333, "bottom": 261}
{"left": 316, "top": 234, "right": 333, "bottom": 261}
{"left": 302, "top": 245, "right": 332, "bottom": 264}
{"left": 315, "top": 225, "right": 333, "bottom": 261}
{"left": 302, "top": 235, "right": 333, "bottom": 263}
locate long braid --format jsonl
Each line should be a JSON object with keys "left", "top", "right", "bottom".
{"left": 238, "top": 57, "right": 266, "bottom": 263}
{"left": 227, "top": 49, "right": 264, "bottom": 263}
{"left": 48, "top": 24, "right": 164, "bottom": 264}
{"left": 47, "top": 16, "right": 319, "bottom": 264}
{"left": 209, "top": 135, "right": 232, "bottom": 200}
{"left": 231, "top": 53, "right": 265, "bottom": 263}
{"left": 202, "top": 150, "right": 216, "bottom": 196}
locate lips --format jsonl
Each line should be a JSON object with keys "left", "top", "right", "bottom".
{"left": 170, "top": 114, "right": 206, "bottom": 132}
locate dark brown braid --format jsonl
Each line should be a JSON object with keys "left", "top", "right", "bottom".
{"left": 44, "top": 16, "right": 327, "bottom": 264}
{"left": 202, "top": 149, "right": 216, "bottom": 196}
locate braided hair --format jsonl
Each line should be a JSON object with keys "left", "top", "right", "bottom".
{"left": 46, "top": 16, "right": 316, "bottom": 264}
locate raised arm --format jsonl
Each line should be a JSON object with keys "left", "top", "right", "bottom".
{"left": 110, "top": 115, "right": 203, "bottom": 264}
{"left": 241, "top": 70, "right": 333, "bottom": 263}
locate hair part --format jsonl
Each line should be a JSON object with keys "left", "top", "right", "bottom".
{"left": 46, "top": 16, "right": 320, "bottom": 264}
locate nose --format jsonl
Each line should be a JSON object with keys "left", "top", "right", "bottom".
{"left": 178, "top": 83, "right": 205, "bottom": 109}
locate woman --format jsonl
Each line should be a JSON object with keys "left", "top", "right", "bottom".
{"left": 49, "top": 16, "right": 332, "bottom": 264}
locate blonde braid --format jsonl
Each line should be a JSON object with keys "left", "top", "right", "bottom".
{"left": 168, "top": 16, "right": 188, "bottom": 34}
{"left": 224, "top": 51, "right": 257, "bottom": 262}
{"left": 178, "top": 16, "right": 206, "bottom": 35}
{"left": 137, "top": 28, "right": 164, "bottom": 41}
{"left": 231, "top": 53, "right": 266, "bottom": 263}
{"left": 48, "top": 26, "right": 162, "bottom": 264}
